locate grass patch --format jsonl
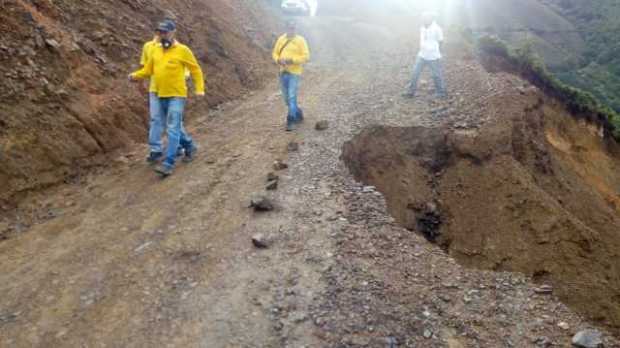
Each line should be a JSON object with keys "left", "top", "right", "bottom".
{"left": 476, "top": 35, "right": 620, "bottom": 141}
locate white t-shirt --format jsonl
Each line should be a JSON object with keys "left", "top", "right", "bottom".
{"left": 418, "top": 22, "right": 444, "bottom": 61}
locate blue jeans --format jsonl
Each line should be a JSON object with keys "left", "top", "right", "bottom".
{"left": 148, "top": 93, "right": 167, "bottom": 154}
{"left": 280, "top": 72, "right": 301, "bottom": 125}
{"left": 408, "top": 57, "right": 447, "bottom": 96}
{"left": 149, "top": 94, "right": 194, "bottom": 168}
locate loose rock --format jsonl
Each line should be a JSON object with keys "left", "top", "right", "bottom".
{"left": 423, "top": 329, "right": 433, "bottom": 339}
{"left": 267, "top": 172, "right": 279, "bottom": 182}
{"left": 250, "top": 196, "right": 274, "bottom": 212}
{"left": 273, "top": 160, "right": 288, "bottom": 171}
{"left": 251, "top": 234, "right": 270, "bottom": 248}
{"left": 572, "top": 329, "right": 603, "bottom": 348}
{"left": 266, "top": 180, "right": 278, "bottom": 191}
{"left": 534, "top": 285, "right": 553, "bottom": 294}
{"left": 45, "top": 39, "right": 61, "bottom": 49}
{"left": 315, "top": 120, "right": 329, "bottom": 130}
{"left": 558, "top": 322, "right": 570, "bottom": 330}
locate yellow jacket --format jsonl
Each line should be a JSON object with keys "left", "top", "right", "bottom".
{"left": 132, "top": 41, "right": 205, "bottom": 98}
{"left": 140, "top": 39, "right": 159, "bottom": 93}
{"left": 272, "top": 34, "right": 310, "bottom": 75}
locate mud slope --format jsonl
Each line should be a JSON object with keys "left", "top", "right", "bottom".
{"left": 0, "top": 0, "right": 276, "bottom": 205}
{"left": 343, "top": 78, "right": 620, "bottom": 330}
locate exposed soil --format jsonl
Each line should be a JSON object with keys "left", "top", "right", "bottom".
{"left": 342, "top": 70, "right": 620, "bottom": 334}
{"left": 0, "top": 0, "right": 278, "bottom": 205}
{"left": 1, "top": 4, "right": 620, "bottom": 348}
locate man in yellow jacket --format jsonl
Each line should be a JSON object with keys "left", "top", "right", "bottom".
{"left": 129, "top": 20, "right": 205, "bottom": 176}
{"left": 140, "top": 22, "right": 188, "bottom": 164}
{"left": 272, "top": 20, "right": 310, "bottom": 131}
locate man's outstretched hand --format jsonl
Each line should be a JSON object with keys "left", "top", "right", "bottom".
{"left": 128, "top": 74, "right": 138, "bottom": 83}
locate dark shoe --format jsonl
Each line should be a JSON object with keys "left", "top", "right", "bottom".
{"left": 176, "top": 147, "right": 185, "bottom": 158}
{"left": 146, "top": 152, "right": 163, "bottom": 164}
{"left": 296, "top": 108, "right": 304, "bottom": 123}
{"left": 154, "top": 164, "right": 174, "bottom": 177}
{"left": 402, "top": 92, "right": 415, "bottom": 99}
{"left": 182, "top": 146, "right": 196, "bottom": 163}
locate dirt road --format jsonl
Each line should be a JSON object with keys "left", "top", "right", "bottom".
{"left": 1, "top": 14, "right": 619, "bottom": 348}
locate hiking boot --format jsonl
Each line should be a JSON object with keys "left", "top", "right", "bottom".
{"left": 286, "top": 123, "right": 296, "bottom": 132}
{"left": 154, "top": 164, "right": 174, "bottom": 177}
{"left": 146, "top": 152, "right": 163, "bottom": 164}
{"left": 182, "top": 145, "right": 196, "bottom": 163}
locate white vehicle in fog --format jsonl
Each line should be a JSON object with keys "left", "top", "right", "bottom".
{"left": 281, "top": 0, "right": 318, "bottom": 16}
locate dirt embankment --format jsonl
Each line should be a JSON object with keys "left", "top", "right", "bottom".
{"left": 0, "top": 0, "right": 278, "bottom": 206}
{"left": 342, "top": 59, "right": 620, "bottom": 332}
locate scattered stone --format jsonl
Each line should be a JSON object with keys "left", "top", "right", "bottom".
{"left": 362, "top": 185, "right": 376, "bottom": 193}
{"left": 45, "top": 39, "right": 61, "bottom": 49}
{"left": 267, "top": 172, "right": 279, "bottom": 182}
{"left": 572, "top": 329, "right": 603, "bottom": 348}
{"left": 0, "top": 311, "right": 20, "bottom": 323}
{"left": 534, "top": 285, "right": 553, "bottom": 294}
{"left": 266, "top": 180, "right": 278, "bottom": 191}
{"left": 315, "top": 120, "right": 329, "bottom": 130}
{"left": 533, "top": 336, "right": 552, "bottom": 348}
{"left": 250, "top": 196, "right": 274, "bottom": 212}
{"left": 290, "top": 311, "right": 308, "bottom": 323}
{"left": 287, "top": 142, "right": 299, "bottom": 152}
{"left": 453, "top": 121, "right": 468, "bottom": 129}
{"left": 438, "top": 294, "right": 451, "bottom": 303}
{"left": 273, "top": 160, "right": 288, "bottom": 171}
{"left": 134, "top": 241, "right": 153, "bottom": 253}
{"left": 251, "top": 234, "right": 270, "bottom": 249}
{"left": 423, "top": 329, "right": 433, "bottom": 339}
{"left": 558, "top": 322, "right": 570, "bottom": 330}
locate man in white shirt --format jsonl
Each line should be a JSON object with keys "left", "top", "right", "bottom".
{"left": 404, "top": 12, "right": 447, "bottom": 98}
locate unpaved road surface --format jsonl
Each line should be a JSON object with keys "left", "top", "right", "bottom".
{"left": 2, "top": 15, "right": 619, "bottom": 348}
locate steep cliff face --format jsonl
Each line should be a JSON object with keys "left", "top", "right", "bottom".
{"left": 342, "top": 69, "right": 620, "bottom": 334}
{"left": 0, "top": 0, "right": 277, "bottom": 204}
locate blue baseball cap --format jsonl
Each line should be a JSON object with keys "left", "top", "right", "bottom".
{"left": 157, "top": 20, "right": 176, "bottom": 33}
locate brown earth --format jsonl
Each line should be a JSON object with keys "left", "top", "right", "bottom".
{"left": 1, "top": 3, "right": 620, "bottom": 348}
{"left": 342, "top": 64, "right": 620, "bottom": 333}
{"left": 0, "top": 0, "right": 278, "bottom": 205}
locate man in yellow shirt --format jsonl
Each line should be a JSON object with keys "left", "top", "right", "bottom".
{"left": 140, "top": 22, "right": 188, "bottom": 164}
{"left": 272, "top": 20, "right": 310, "bottom": 131}
{"left": 129, "top": 20, "right": 205, "bottom": 177}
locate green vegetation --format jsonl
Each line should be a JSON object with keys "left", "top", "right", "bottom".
{"left": 477, "top": 35, "right": 620, "bottom": 140}
{"left": 541, "top": 0, "right": 620, "bottom": 114}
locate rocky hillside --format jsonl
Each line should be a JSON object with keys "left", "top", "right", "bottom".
{"left": 0, "top": 0, "right": 277, "bottom": 206}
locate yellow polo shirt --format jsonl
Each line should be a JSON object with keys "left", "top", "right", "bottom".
{"left": 132, "top": 42, "right": 205, "bottom": 98}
